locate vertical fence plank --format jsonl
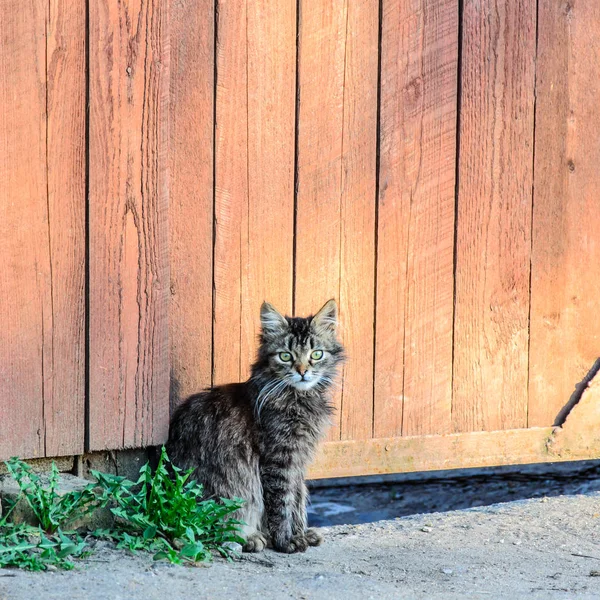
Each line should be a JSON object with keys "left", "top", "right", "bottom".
{"left": 529, "top": 3, "right": 600, "bottom": 426}
{"left": 374, "top": 0, "right": 457, "bottom": 438}
{"left": 169, "top": 0, "right": 214, "bottom": 407}
{"left": 296, "top": 0, "right": 377, "bottom": 441}
{"left": 241, "top": 0, "right": 296, "bottom": 374}
{"left": 0, "top": 1, "right": 49, "bottom": 459}
{"left": 213, "top": 0, "right": 247, "bottom": 386}
{"left": 214, "top": 0, "right": 296, "bottom": 386}
{"left": 295, "top": 0, "right": 345, "bottom": 441}
{"left": 89, "top": 0, "right": 169, "bottom": 450}
{"left": 337, "top": 0, "right": 378, "bottom": 441}
{"left": 0, "top": 1, "right": 85, "bottom": 460}
{"left": 44, "top": 0, "right": 86, "bottom": 455}
{"left": 453, "top": 0, "right": 536, "bottom": 432}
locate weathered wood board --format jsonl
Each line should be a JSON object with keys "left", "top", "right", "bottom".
{"left": 0, "top": 0, "right": 85, "bottom": 459}
{"left": 88, "top": 0, "right": 169, "bottom": 450}
{"left": 375, "top": 0, "right": 457, "bottom": 438}
{"left": 453, "top": 0, "right": 537, "bottom": 432}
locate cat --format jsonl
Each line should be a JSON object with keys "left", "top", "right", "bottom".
{"left": 166, "top": 299, "right": 344, "bottom": 553}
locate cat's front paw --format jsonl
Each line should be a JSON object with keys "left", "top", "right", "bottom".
{"left": 305, "top": 528, "right": 323, "bottom": 546}
{"left": 274, "top": 534, "right": 309, "bottom": 554}
{"left": 243, "top": 531, "right": 268, "bottom": 553}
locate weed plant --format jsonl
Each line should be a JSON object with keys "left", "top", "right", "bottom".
{"left": 0, "top": 449, "right": 244, "bottom": 570}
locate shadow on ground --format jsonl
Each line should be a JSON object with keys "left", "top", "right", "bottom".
{"left": 307, "top": 460, "right": 600, "bottom": 526}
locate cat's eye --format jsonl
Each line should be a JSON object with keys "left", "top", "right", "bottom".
{"left": 279, "top": 352, "right": 293, "bottom": 362}
{"left": 310, "top": 350, "right": 324, "bottom": 360}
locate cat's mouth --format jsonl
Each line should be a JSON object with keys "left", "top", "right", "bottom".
{"left": 290, "top": 378, "right": 319, "bottom": 391}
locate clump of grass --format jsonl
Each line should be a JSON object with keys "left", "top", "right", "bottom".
{"left": 0, "top": 524, "right": 89, "bottom": 571}
{"left": 91, "top": 446, "right": 244, "bottom": 564}
{"left": 0, "top": 460, "right": 97, "bottom": 570}
{"left": 0, "top": 448, "right": 244, "bottom": 570}
{"left": 4, "top": 459, "right": 98, "bottom": 533}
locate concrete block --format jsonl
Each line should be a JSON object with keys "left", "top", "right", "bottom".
{"left": 0, "top": 472, "right": 113, "bottom": 531}
{"left": 0, "top": 455, "right": 75, "bottom": 476}
{"left": 79, "top": 448, "right": 151, "bottom": 483}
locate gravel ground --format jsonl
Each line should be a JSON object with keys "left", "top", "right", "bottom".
{"left": 2, "top": 491, "right": 600, "bottom": 599}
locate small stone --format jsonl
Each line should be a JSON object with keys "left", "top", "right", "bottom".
{"left": 421, "top": 526, "right": 432, "bottom": 533}
{"left": 222, "top": 542, "right": 242, "bottom": 554}
{"left": 442, "top": 568, "right": 453, "bottom": 575}
{"left": 590, "top": 570, "right": 600, "bottom": 577}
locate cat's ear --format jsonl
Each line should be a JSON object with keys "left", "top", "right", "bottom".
{"left": 311, "top": 299, "right": 338, "bottom": 334}
{"left": 260, "top": 302, "right": 288, "bottom": 337}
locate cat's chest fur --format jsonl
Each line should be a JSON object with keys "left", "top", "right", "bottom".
{"left": 257, "top": 393, "right": 331, "bottom": 466}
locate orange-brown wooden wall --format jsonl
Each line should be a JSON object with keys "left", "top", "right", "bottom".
{"left": 1, "top": 0, "right": 599, "bottom": 470}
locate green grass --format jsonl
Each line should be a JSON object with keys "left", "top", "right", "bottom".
{"left": 0, "top": 448, "right": 244, "bottom": 571}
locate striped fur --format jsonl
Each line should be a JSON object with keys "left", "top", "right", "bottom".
{"left": 166, "top": 299, "right": 344, "bottom": 553}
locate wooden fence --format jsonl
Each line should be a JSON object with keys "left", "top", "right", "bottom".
{"left": 1, "top": 0, "right": 599, "bottom": 477}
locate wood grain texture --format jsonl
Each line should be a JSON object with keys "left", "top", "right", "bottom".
{"left": 337, "top": 0, "right": 378, "bottom": 441}
{"left": 213, "top": 0, "right": 248, "bottom": 386}
{"left": 0, "top": 0, "right": 85, "bottom": 460}
{"left": 374, "top": 0, "right": 457, "bottom": 438}
{"left": 44, "top": 0, "right": 86, "bottom": 456}
{"left": 528, "top": 2, "right": 600, "bottom": 426}
{"left": 241, "top": 0, "right": 296, "bottom": 378}
{"left": 214, "top": 0, "right": 296, "bottom": 385}
{"left": 452, "top": 0, "right": 536, "bottom": 432}
{"left": 0, "top": 0, "right": 49, "bottom": 460}
{"left": 296, "top": 0, "right": 377, "bottom": 441}
{"left": 294, "top": 0, "right": 344, "bottom": 440}
{"left": 89, "top": 0, "right": 170, "bottom": 450}
{"left": 550, "top": 372, "right": 600, "bottom": 461}
{"left": 169, "top": 0, "right": 214, "bottom": 408}
{"left": 311, "top": 371, "right": 600, "bottom": 478}
{"left": 309, "top": 427, "right": 555, "bottom": 479}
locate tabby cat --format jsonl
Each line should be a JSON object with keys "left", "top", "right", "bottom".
{"left": 166, "top": 299, "right": 345, "bottom": 553}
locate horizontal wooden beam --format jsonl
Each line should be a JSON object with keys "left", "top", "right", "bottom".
{"left": 309, "top": 372, "right": 600, "bottom": 479}
{"left": 308, "top": 427, "right": 556, "bottom": 479}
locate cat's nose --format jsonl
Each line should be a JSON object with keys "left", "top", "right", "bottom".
{"left": 296, "top": 366, "right": 307, "bottom": 377}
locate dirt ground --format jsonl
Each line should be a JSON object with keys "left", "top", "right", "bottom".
{"left": 307, "top": 460, "right": 600, "bottom": 526}
{"left": 2, "top": 488, "right": 600, "bottom": 599}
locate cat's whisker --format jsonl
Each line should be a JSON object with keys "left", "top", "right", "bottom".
{"left": 255, "top": 378, "right": 288, "bottom": 421}
{"left": 317, "top": 376, "right": 340, "bottom": 391}
{"left": 254, "top": 379, "right": 279, "bottom": 419}
{"left": 256, "top": 384, "right": 275, "bottom": 415}
{"left": 258, "top": 381, "right": 288, "bottom": 419}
